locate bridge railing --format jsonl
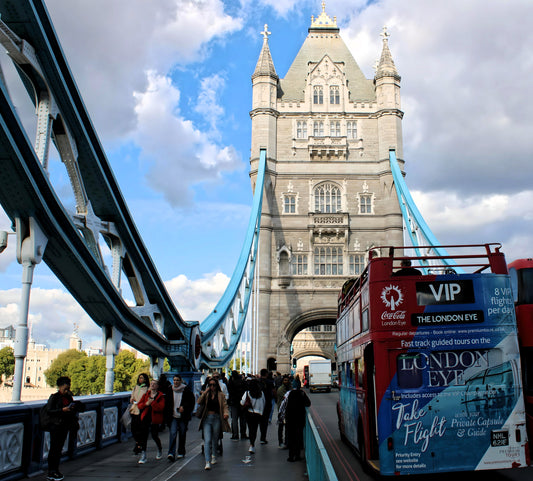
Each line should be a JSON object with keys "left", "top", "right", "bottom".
{"left": 305, "top": 408, "right": 339, "bottom": 481}
{"left": 0, "top": 393, "right": 130, "bottom": 480}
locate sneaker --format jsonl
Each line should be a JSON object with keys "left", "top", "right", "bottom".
{"left": 211, "top": 455, "right": 217, "bottom": 465}
{"left": 167, "top": 454, "right": 175, "bottom": 461}
{"left": 205, "top": 462, "right": 211, "bottom": 470}
{"left": 260, "top": 440, "right": 268, "bottom": 444}
{"left": 138, "top": 451, "right": 147, "bottom": 464}
{"left": 177, "top": 454, "right": 184, "bottom": 459}
{"left": 278, "top": 443, "right": 286, "bottom": 449}
{"left": 156, "top": 449, "right": 163, "bottom": 460}
{"left": 249, "top": 445, "right": 255, "bottom": 454}
{"left": 47, "top": 473, "right": 64, "bottom": 481}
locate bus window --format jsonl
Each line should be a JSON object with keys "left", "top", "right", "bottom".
{"left": 397, "top": 353, "right": 423, "bottom": 389}
{"left": 357, "top": 358, "right": 364, "bottom": 386}
{"left": 509, "top": 267, "right": 519, "bottom": 303}
{"left": 362, "top": 308, "right": 369, "bottom": 332}
{"left": 349, "top": 361, "right": 356, "bottom": 387}
{"left": 523, "top": 347, "right": 533, "bottom": 396}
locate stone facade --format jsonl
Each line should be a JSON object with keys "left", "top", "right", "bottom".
{"left": 249, "top": 8, "right": 405, "bottom": 373}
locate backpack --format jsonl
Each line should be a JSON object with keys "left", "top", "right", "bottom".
{"left": 40, "top": 402, "right": 53, "bottom": 432}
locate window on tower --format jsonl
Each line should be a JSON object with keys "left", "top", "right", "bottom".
{"left": 347, "top": 121, "right": 357, "bottom": 139}
{"left": 359, "top": 194, "right": 373, "bottom": 214}
{"left": 313, "top": 121, "right": 324, "bottom": 137}
{"left": 330, "top": 121, "right": 341, "bottom": 137}
{"left": 330, "top": 86, "right": 340, "bottom": 104}
{"left": 314, "top": 246, "right": 343, "bottom": 275}
{"left": 284, "top": 195, "right": 296, "bottom": 214}
{"left": 349, "top": 254, "right": 366, "bottom": 275}
{"left": 291, "top": 254, "right": 308, "bottom": 275}
{"left": 296, "top": 121, "right": 307, "bottom": 139}
{"left": 313, "top": 85, "right": 323, "bottom": 104}
{"left": 314, "top": 183, "right": 341, "bottom": 213}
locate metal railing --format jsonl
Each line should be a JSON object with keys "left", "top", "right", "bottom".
{"left": 305, "top": 408, "right": 339, "bottom": 481}
{"left": 0, "top": 393, "right": 130, "bottom": 480}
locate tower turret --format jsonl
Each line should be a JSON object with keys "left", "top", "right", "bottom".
{"left": 375, "top": 27, "right": 403, "bottom": 160}
{"left": 250, "top": 24, "right": 279, "bottom": 159}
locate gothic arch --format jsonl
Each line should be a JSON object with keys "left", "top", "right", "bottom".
{"left": 284, "top": 307, "right": 337, "bottom": 342}
{"left": 293, "top": 349, "right": 334, "bottom": 361}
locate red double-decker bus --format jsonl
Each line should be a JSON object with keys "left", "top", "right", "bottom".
{"left": 508, "top": 258, "right": 533, "bottom": 443}
{"left": 337, "top": 244, "right": 529, "bottom": 475}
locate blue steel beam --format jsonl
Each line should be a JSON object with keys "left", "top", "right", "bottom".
{"left": 199, "top": 149, "right": 266, "bottom": 367}
{"left": 389, "top": 149, "right": 463, "bottom": 272}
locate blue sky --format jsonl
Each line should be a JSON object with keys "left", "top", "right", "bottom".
{"left": 1, "top": 0, "right": 532, "bottom": 349}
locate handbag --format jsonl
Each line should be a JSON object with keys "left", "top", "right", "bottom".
{"left": 121, "top": 404, "right": 132, "bottom": 431}
{"left": 242, "top": 394, "right": 252, "bottom": 411}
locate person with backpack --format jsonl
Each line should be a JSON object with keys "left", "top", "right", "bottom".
{"left": 41, "top": 376, "right": 85, "bottom": 481}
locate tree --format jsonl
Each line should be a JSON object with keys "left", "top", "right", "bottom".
{"left": 113, "top": 350, "right": 149, "bottom": 392}
{"left": 44, "top": 349, "right": 86, "bottom": 387}
{"left": 0, "top": 346, "right": 15, "bottom": 384}
{"left": 69, "top": 355, "right": 106, "bottom": 395}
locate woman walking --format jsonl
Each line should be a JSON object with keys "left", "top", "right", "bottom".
{"left": 136, "top": 379, "right": 165, "bottom": 464}
{"left": 240, "top": 378, "right": 265, "bottom": 454}
{"left": 129, "top": 373, "right": 149, "bottom": 455}
{"left": 197, "top": 377, "right": 230, "bottom": 470}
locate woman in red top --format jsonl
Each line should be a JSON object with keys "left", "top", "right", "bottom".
{"left": 136, "top": 379, "right": 165, "bottom": 464}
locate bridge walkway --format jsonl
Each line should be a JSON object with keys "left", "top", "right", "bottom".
{"left": 30, "top": 417, "right": 307, "bottom": 481}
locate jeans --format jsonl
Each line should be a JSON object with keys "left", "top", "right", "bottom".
{"left": 168, "top": 417, "right": 189, "bottom": 456}
{"left": 230, "top": 404, "right": 246, "bottom": 438}
{"left": 246, "top": 412, "right": 261, "bottom": 446}
{"left": 202, "top": 414, "right": 221, "bottom": 462}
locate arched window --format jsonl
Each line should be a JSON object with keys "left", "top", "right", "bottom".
{"left": 314, "top": 183, "right": 341, "bottom": 213}
{"left": 313, "top": 85, "right": 323, "bottom": 104}
{"left": 314, "top": 246, "right": 343, "bottom": 275}
{"left": 330, "top": 86, "right": 340, "bottom": 104}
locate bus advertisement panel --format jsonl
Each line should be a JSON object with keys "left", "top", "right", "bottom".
{"left": 337, "top": 245, "right": 529, "bottom": 476}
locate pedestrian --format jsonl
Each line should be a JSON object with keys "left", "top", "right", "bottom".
{"left": 276, "top": 375, "right": 291, "bottom": 448}
{"left": 259, "top": 368, "right": 274, "bottom": 443}
{"left": 158, "top": 373, "right": 173, "bottom": 428}
{"left": 197, "top": 376, "right": 230, "bottom": 470}
{"left": 228, "top": 370, "right": 247, "bottom": 440}
{"left": 136, "top": 379, "right": 166, "bottom": 464}
{"left": 285, "top": 383, "right": 311, "bottom": 462}
{"left": 43, "top": 376, "right": 85, "bottom": 481}
{"left": 129, "top": 373, "right": 149, "bottom": 455}
{"left": 241, "top": 377, "right": 265, "bottom": 454}
{"left": 212, "top": 371, "right": 229, "bottom": 400}
{"left": 167, "top": 374, "right": 195, "bottom": 461}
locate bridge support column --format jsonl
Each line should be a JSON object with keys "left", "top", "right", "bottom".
{"left": 103, "top": 326, "right": 122, "bottom": 394}
{"left": 12, "top": 218, "right": 48, "bottom": 403}
{"left": 150, "top": 357, "right": 165, "bottom": 380}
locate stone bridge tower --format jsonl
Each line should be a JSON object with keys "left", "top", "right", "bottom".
{"left": 249, "top": 6, "right": 404, "bottom": 373}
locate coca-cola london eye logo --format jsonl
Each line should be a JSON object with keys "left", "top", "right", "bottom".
{"left": 381, "top": 285, "right": 407, "bottom": 323}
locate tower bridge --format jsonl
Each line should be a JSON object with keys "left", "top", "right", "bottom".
{"left": 0, "top": 1, "right": 443, "bottom": 386}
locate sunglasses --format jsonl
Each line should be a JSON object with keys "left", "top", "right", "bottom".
{"left": 209, "top": 383, "right": 217, "bottom": 387}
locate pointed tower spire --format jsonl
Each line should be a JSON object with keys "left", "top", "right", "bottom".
{"left": 375, "top": 27, "right": 400, "bottom": 81}
{"left": 252, "top": 24, "right": 278, "bottom": 80}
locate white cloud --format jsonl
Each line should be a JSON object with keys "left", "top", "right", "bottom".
{"left": 0, "top": 288, "right": 99, "bottom": 349}
{"left": 195, "top": 74, "right": 227, "bottom": 136}
{"left": 165, "top": 272, "right": 230, "bottom": 322}
{"left": 339, "top": 0, "right": 533, "bottom": 195}
{"left": 43, "top": 0, "right": 242, "bottom": 140}
{"left": 132, "top": 71, "right": 242, "bottom": 206}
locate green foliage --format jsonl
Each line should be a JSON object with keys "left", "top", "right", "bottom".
{"left": 0, "top": 346, "right": 15, "bottom": 383}
{"left": 113, "top": 350, "right": 149, "bottom": 392}
{"left": 44, "top": 349, "right": 87, "bottom": 387}
{"left": 69, "top": 355, "right": 106, "bottom": 395}
{"left": 44, "top": 348, "right": 150, "bottom": 394}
